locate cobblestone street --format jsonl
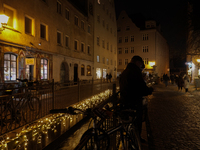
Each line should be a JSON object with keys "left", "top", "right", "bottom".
{"left": 148, "top": 83, "right": 200, "bottom": 150}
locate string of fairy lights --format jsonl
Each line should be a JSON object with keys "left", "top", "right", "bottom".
{"left": 0, "top": 89, "right": 112, "bottom": 150}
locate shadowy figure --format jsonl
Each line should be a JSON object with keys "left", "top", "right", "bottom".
{"left": 119, "top": 55, "right": 153, "bottom": 142}
{"left": 109, "top": 73, "right": 112, "bottom": 82}
{"left": 178, "top": 75, "right": 184, "bottom": 91}
{"left": 163, "top": 74, "right": 169, "bottom": 87}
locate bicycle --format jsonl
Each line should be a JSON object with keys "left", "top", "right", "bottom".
{"left": 50, "top": 104, "right": 142, "bottom": 150}
{"left": 0, "top": 79, "right": 41, "bottom": 130}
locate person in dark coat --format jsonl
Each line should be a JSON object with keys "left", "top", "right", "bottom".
{"left": 178, "top": 75, "right": 184, "bottom": 91}
{"left": 119, "top": 55, "right": 153, "bottom": 142}
{"left": 109, "top": 73, "right": 112, "bottom": 82}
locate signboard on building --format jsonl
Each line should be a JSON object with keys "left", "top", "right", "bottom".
{"left": 26, "top": 58, "right": 34, "bottom": 65}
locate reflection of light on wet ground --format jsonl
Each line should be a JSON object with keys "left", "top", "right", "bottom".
{"left": 57, "top": 120, "right": 90, "bottom": 150}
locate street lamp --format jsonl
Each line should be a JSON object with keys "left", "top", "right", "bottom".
{"left": 0, "top": 14, "right": 9, "bottom": 33}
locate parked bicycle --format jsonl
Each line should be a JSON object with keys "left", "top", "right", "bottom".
{"left": 0, "top": 79, "right": 41, "bottom": 130}
{"left": 50, "top": 104, "right": 142, "bottom": 150}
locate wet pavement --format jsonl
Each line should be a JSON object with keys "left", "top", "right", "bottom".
{"left": 56, "top": 83, "right": 200, "bottom": 150}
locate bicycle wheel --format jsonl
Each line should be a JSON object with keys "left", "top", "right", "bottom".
{"left": 22, "top": 96, "right": 41, "bottom": 123}
{"left": 126, "top": 124, "right": 142, "bottom": 150}
{"left": 79, "top": 128, "right": 110, "bottom": 150}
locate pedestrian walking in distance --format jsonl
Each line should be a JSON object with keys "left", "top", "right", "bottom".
{"left": 183, "top": 74, "right": 190, "bottom": 92}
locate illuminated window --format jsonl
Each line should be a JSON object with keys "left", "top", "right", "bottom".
{"left": 41, "top": 59, "right": 48, "bottom": 79}
{"left": 40, "top": 23, "right": 47, "bottom": 40}
{"left": 4, "top": 54, "right": 17, "bottom": 81}
{"left": 57, "top": 1, "right": 62, "bottom": 14}
{"left": 81, "top": 64, "right": 85, "bottom": 76}
{"left": 107, "top": 58, "right": 109, "bottom": 65}
{"left": 57, "top": 31, "right": 62, "bottom": 45}
{"left": 97, "top": 55, "right": 100, "bottom": 63}
{"left": 87, "top": 65, "right": 91, "bottom": 76}
{"left": 65, "top": 9, "right": 69, "bottom": 20}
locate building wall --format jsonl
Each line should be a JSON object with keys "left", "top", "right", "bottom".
{"left": 93, "top": 0, "right": 117, "bottom": 80}
{"left": 117, "top": 11, "right": 169, "bottom": 77}
{"left": 0, "top": 0, "right": 94, "bottom": 82}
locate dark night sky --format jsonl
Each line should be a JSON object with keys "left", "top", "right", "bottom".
{"left": 114, "top": 0, "right": 188, "bottom": 67}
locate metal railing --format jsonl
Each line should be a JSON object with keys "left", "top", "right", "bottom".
{"left": 0, "top": 79, "right": 115, "bottom": 135}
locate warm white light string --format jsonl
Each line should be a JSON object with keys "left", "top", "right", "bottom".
{"left": 0, "top": 89, "right": 112, "bottom": 150}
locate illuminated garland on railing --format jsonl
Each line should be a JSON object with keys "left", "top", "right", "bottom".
{"left": 0, "top": 89, "right": 112, "bottom": 150}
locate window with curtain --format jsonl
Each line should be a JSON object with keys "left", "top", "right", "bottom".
{"left": 4, "top": 53, "right": 17, "bottom": 81}
{"left": 41, "top": 59, "right": 48, "bottom": 79}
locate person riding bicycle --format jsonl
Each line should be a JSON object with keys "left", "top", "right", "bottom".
{"left": 119, "top": 55, "right": 153, "bottom": 143}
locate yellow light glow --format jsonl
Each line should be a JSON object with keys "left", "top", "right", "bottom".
{"left": 0, "top": 14, "right": 9, "bottom": 25}
{"left": 197, "top": 59, "right": 200, "bottom": 63}
{"left": 149, "top": 61, "right": 155, "bottom": 67}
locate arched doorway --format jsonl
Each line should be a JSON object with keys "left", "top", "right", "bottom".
{"left": 74, "top": 64, "right": 78, "bottom": 83}
{"left": 60, "top": 62, "right": 69, "bottom": 83}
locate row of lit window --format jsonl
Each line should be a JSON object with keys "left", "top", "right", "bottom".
{"left": 81, "top": 65, "right": 92, "bottom": 76}
{"left": 118, "top": 58, "right": 149, "bottom": 66}
{"left": 96, "top": 55, "right": 116, "bottom": 66}
{"left": 4, "top": 53, "right": 48, "bottom": 81}
{"left": 96, "top": 37, "right": 116, "bottom": 54}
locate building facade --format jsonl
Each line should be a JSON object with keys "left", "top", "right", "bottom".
{"left": 117, "top": 11, "right": 169, "bottom": 77}
{"left": 93, "top": 0, "right": 117, "bottom": 80}
{"left": 0, "top": 0, "right": 94, "bottom": 83}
